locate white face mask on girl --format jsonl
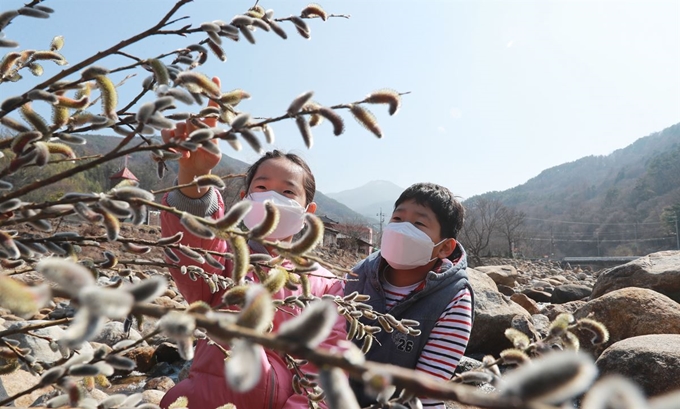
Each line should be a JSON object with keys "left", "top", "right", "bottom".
{"left": 380, "top": 222, "right": 446, "bottom": 270}
{"left": 242, "top": 191, "right": 308, "bottom": 240}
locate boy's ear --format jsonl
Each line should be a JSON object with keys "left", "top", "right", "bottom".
{"left": 306, "top": 202, "right": 317, "bottom": 214}
{"left": 239, "top": 190, "right": 246, "bottom": 199}
{"left": 437, "top": 238, "right": 457, "bottom": 259}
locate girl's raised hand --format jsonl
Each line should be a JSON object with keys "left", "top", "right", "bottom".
{"left": 162, "top": 76, "right": 223, "bottom": 198}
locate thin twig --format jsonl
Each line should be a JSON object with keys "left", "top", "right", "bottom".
{"left": 0, "top": 318, "right": 71, "bottom": 338}
{"left": 150, "top": 173, "right": 247, "bottom": 195}
{"left": 0, "top": 0, "right": 193, "bottom": 119}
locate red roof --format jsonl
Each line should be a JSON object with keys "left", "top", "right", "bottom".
{"left": 109, "top": 167, "right": 139, "bottom": 181}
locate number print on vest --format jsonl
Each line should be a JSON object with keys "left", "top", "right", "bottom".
{"left": 391, "top": 332, "right": 414, "bottom": 353}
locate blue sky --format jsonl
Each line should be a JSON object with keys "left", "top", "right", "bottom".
{"left": 2, "top": 0, "right": 679, "bottom": 199}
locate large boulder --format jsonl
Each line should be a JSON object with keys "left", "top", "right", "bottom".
{"left": 596, "top": 334, "right": 680, "bottom": 396}
{"left": 590, "top": 250, "right": 680, "bottom": 302}
{"left": 466, "top": 268, "right": 536, "bottom": 356}
{"left": 573, "top": 287, "right": 680, "bottom": 356}
{"left": 473, "top": 265, "right": 518, "bottom": 287}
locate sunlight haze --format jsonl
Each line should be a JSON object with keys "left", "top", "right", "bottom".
{"left": 4, "top": 0, "right": 679, "bottom": 199}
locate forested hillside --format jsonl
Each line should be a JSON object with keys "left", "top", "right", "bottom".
{"left": 469, "top": 123, "right": 680, "bottom": 258}
{"left": 0, "top": 134, "right": 366, "bottom": 223}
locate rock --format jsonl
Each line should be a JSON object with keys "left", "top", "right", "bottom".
{"left": 590, "top": 250, "right": 680, "bottom": 302}
{"left": 496, "top": 285, "right": 515, "bottom": 296}
{"left": 447, "top": 402, "right": 485, "bottom": 409}
{"left": 153, "top": 296, "right": 185, "bottom": 310}
{"left": 545, "top": 277, "right": 567, "bottom": 287}
{"left": 154, "top": 342, "right": 181, "bottom": 363}
{"left": 542, "top": 300, "right": 587, "bottom": 321}
{"left": 531, "top": 314, "right": 551, "bottom": 338}
{"left": 91, "top": 321, "right": 143, "bottom": 346}
{"left": 474, "top": 265, "right": 518, "bottom": 287}
{"left": 5, "top": 321, "right": 93, "bottom": 365}
{"left": 466, "top": 268, "right": 535, "bottom": 356}
{"left": 550, "top": 284, "right": 592, "bottom": 304}
{"left": 124, "top": 346, "right": 157, "bottom": 373}
{"left": 573, "top": 287, "right": 680, "bottom": 356}
{"left": 142, "top": 389, "right": 166, "bottom": 406}
{"left": 145, "top": 376, "right": 175, "bottom": 392}
{"left": 0, "top": 369, "right": 54, "bottom": 407}
{"left": 522, "top": 288, "right": 552, "bottom": 303}
{"left": 47, "top": 301, "right": 76, "bottom": 319}
{"left": 596, "top": 334, "right": 680, "bottom": 396}
{"left": 529, "top": 280, "right": 554, "bottom": 291}
{"left": 510, "top": 314, "right": 538, "bottom": 342}
{"left": 162, "top": 288, "right": 177, "bottom": 299}
{"left": 179, "top": 360, "right": 191, "bottom": 382}
{"left": 104, "top": 375, "right": 146, "bottom": 395}
{"left": 510, "top": 293, "right": 541, "bottom": 315}
{"left": 148, "top": 362, "right": 178, "bottom": 379}
{"left": 85, "top": 387, "right": 109, "bottom": 402}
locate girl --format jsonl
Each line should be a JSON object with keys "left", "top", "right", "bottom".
{"left": 158, "top": 78, "right": 345, "bottom": 409}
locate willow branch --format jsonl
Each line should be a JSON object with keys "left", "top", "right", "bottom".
{"left": 0, "top": 318, "right": 71, "bottom": 338}
{"left": 150, "top": 172, "right": 246, "bottom": 195}
{"left": 132, "top": 303, "right": 523, "bottom": 409}
{"left": 0, "top": 328, "right": 161, "bottom": 407}
{"left": 0, "top": 0, "right": 193, "bottom": 119}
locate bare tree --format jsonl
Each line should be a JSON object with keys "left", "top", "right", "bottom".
{"left": 460, "top": 197, "right": 505, "bottom": 265}
{"left": 497, "top": 207, "right": 527, "bottom": 258}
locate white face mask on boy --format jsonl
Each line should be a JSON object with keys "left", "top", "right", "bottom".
{"left": 242, "top": 191, "right": 308, "bottom": 240}
{"left": 380, "top": 222, "right": 446, "bottom": 270}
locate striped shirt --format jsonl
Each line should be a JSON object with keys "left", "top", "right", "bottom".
{"left": 381, "top": 263, "right": 473, "bottom": 409}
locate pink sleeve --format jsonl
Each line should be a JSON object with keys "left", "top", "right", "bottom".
{"left": 160, "top": 190, "right": 229, "bottom": 306}
{"left": 281, "top": 275, "right": 347, "bottom": 409}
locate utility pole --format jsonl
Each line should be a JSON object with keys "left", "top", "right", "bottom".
{"left": 376, "top": 208, "right": 386, "bottom": 247}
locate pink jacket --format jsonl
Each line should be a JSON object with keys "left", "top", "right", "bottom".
{"left": 159, "top": 190, "right": 346, "bottom": 409}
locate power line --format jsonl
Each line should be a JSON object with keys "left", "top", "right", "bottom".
{"left": 524, "top": 217, "right": 666, "bottom": 226}
{"left": 523, "top": 236, "right": 675, "bottom": 243}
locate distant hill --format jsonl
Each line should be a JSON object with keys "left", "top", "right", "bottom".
{"left": 327, "top": 180, "right": 404, "bottom": 220}
{"left": 472, "top": 122, "right": 680, "bottom": 257}
{"left": 1, "top": 133, "right": 367, "bottom": 223}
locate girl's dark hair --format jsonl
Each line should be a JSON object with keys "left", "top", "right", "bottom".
{"left": 244, "top": 150, "right": 316, "bottom": 206}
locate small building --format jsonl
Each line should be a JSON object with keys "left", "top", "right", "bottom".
{"left": 336, "top": 234, "right": 373, "bottom": 256}
{"left": 336, "top": 224, "right": 374, "bottom": 255}
{"left": 109, "top": 159, "right": 148, "bottom": 224}
{"left": 109, "top": 166, "right": 139, "bottom": 189}
{"left": 318, "top": 215, "right": 340, "bottom": 247}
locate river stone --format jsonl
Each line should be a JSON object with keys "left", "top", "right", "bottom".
{"left": 596, "top": 334, "right": 680, "bottom": 396}
{"left": 551, "top": 284, "right": 592, "bottom": 304}
{"left": 590, "top": 250, "right": 680, "bottom": 302}
{"left": 466, "top": 268, "right": 536, "bottom": 356}
{"left": 573, "top": 287, "right": 680, "bottom": 356}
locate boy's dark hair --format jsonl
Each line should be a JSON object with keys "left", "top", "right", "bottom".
{"left": 244, "top": 150, "right": 316, "bottom": 206}
{"left": 394, "top": 182, "right": 465, "bottom": 239}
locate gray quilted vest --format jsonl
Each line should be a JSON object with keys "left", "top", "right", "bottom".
{"left": 344, "top": 245, "right": 474, "bottom": 406}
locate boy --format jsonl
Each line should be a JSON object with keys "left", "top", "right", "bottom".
{"left": 345, "top": 182, "right": 474, "bottom": 408}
